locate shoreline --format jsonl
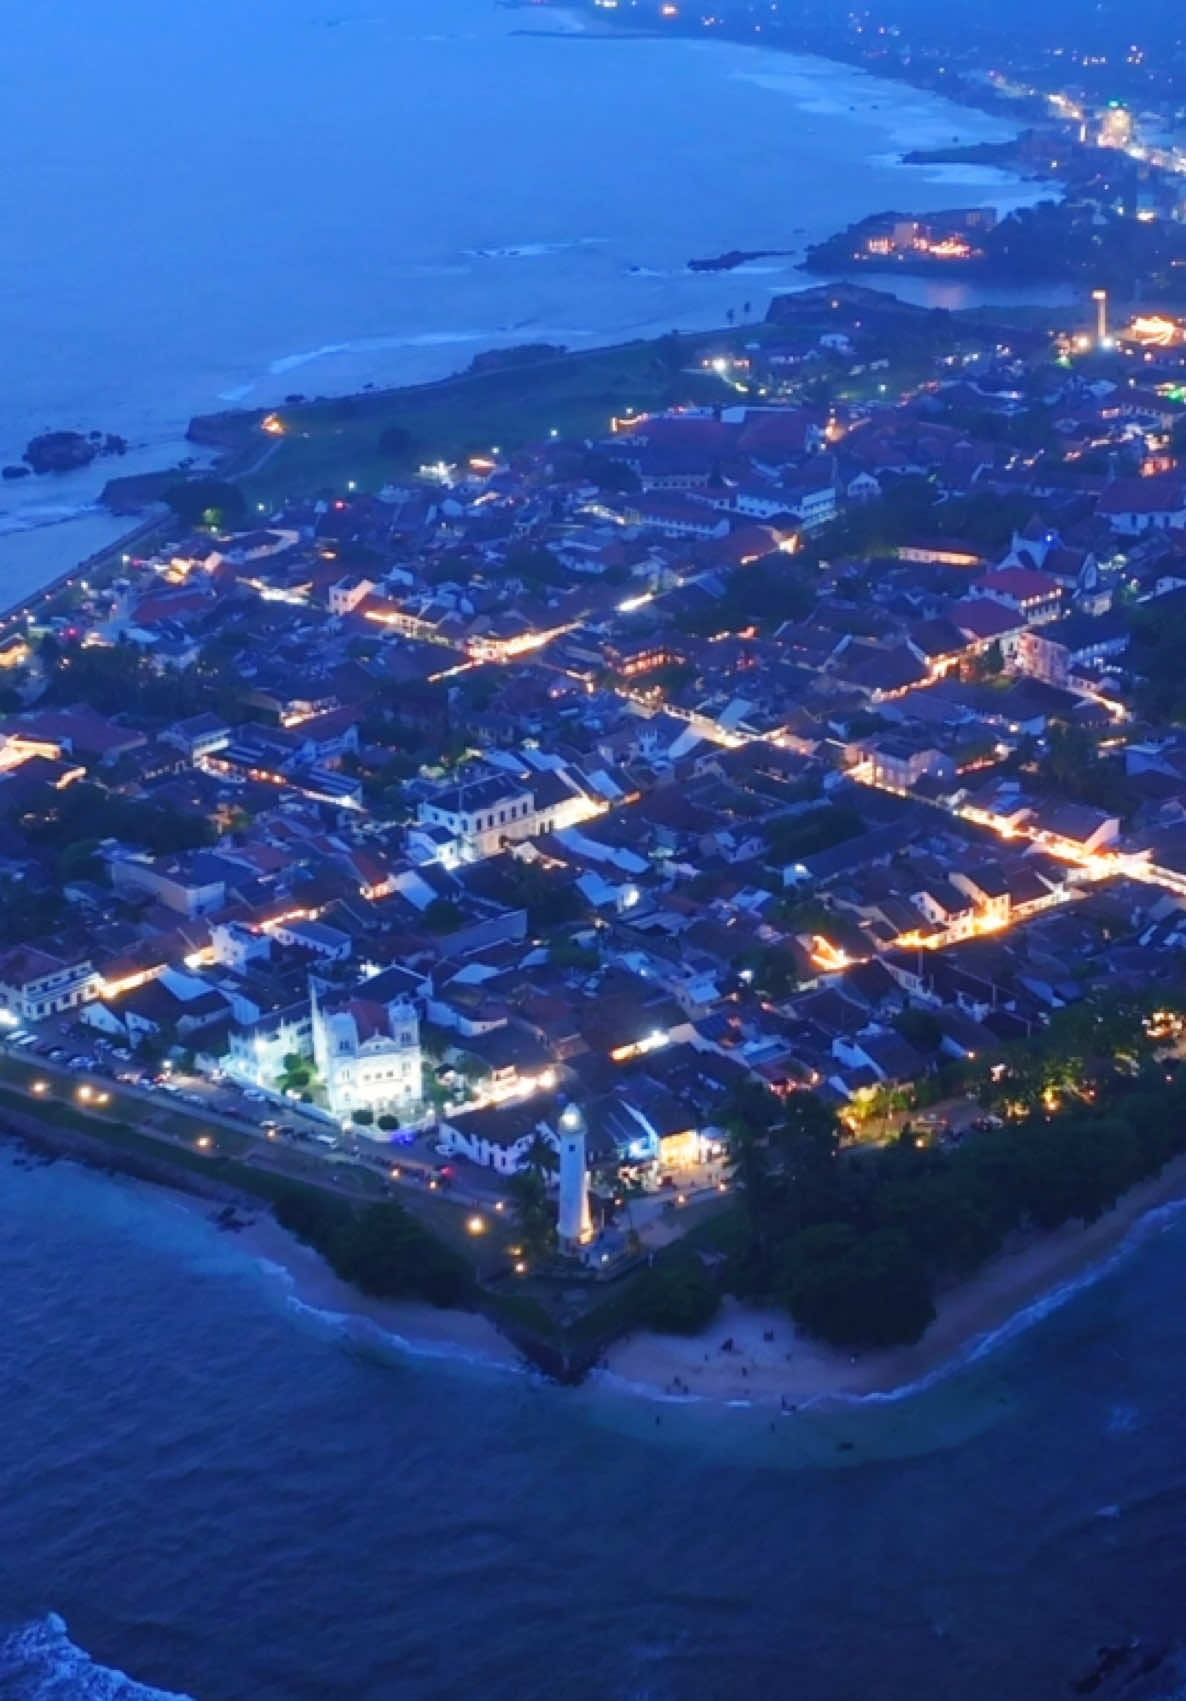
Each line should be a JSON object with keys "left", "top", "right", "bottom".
{"left": 0, "top": 28, "right": 1059, "bottom": 616}
{"left": 9, "top": 1105, "right": 1186, "bottom": 1410}
{"left": 556, "top": 2, "right": 1054, "bottom": 145}
{"left": 196, "top": 1204, "right": 529, "bottom": 1379}
{"left": 598, "top": 1154, "right": 1186, "bottom": 1407}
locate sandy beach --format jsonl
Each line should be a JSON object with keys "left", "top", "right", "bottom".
{"left": 157, "top": 1150, "right": 1186, "bottom": 1407}
{"left": 598, "top": 1154, "right": 1186, "bottom": 1407}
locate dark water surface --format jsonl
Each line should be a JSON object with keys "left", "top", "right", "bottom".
{"left": 0, "top": 0, "right": 1063, "bottom": 602}
{"left": 3, "top": 1150, "right": 1186, "bottom": 1699}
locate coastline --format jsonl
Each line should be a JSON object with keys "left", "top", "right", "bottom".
{"left": 16, "top": 1098, "right": 1186, "bottom": 1408}
{"left": 598, "top": 1154, "right": 1186, "bottom": 1407}
{"left": 0, "top": 22, "right": 1058, "bottom": 616}
{"left": 149, "top": 1145, "right": 1186, "bottom": 1407}
{"left": 206, "top": 1205, "right": 528, "bottom": 1378}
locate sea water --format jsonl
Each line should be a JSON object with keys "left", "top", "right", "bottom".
{"left": 0, "top": 0, "right": 1065, "bottom": 605}
{"left": 3, "top": 1144, "right": 1186, "bottom": 1700}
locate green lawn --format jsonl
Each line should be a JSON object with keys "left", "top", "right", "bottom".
{"left": 236, "top": 335, "right": 738, "bottom": 509}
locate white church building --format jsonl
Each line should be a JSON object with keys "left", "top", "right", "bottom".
{"left": 311, "top": 976, "right": 423, "bottom": 1126}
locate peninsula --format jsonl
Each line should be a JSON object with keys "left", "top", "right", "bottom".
{"left": 5, "top": 278, "right": 1186, "bottom": 1387}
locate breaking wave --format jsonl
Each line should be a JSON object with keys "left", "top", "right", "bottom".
{"left": 0, "top": 1613, "right": 195, "bottom": 1701}
{"left": 0, "top": 502, "right": 105, "bottom": 537}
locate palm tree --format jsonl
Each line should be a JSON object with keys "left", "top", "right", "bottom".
{"left": 523, "top": 1132, "right": 558, "bottom": 1181}
{"left": 508, "top": 1167, "right": 556, "bottom": 1263}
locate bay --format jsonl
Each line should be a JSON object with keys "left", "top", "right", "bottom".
{"left": 0, "top": 0, "right": 1061, "bottom": 603}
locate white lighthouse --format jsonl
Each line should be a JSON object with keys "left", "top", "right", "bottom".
{"left": 556, "top": 1102, "right": 593, "bottom": 1251}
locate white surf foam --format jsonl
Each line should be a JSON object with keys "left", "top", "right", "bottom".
{"left": 820, "top": 1194, "right": 1186, "bottom": 1411}
{"left": 0, "top": 502, "right": 105, "bottom": 537}
{"left": 463, "top": 237, "right": 608, "bottom": 261}
{"left": 0, "top": 1613, "right": 195, "bottom": 1701}
{"left": 254, "top": 1246, "right": 530, "bottom": 1381}
{"left": 257, "top": 323, "right": 598, "bottom": 387}
{"left": 267, "top": 343, "right": 352, "bottom": 375}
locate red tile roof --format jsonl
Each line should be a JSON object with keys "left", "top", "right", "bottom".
{"left": 972, "top": 567, "right": 1061, "bottom": 603}
{"left": 951, "top": 598, "right": 1028, "bottom": 640}
{"left": 1096, "top": 476, "right": 1186, "bottom": 517}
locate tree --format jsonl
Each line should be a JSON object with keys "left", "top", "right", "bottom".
{"left": 853, "top": 1082, "right": 913, "bottom": 1134}
{"left": 582, "top": 452, "right": 640, "bottom": 493}
{"left": 781, "top": 1224, "right": 935, "bottom": 1348}
{"left": 727, "top": 1086, "right": 841, "bottom": 1266}
{"left": 735, "top": 943, "right": 799, "bottom": 1003}
{"left": 163, "top": 478, "right": 247, "bottom": 531}
{"left": 508, "top": 1167, "right": 556, "bottom": 1263}
{"left": 634, "top": 1256, "right": 720, "bottom": 1334}
{"left": 377, "top": 1113, "right": 400, "bottom": 1132}
{"left": 523, "top": 1132, "right": 559, "bottom": 1181}
{"left": 277, "top": 1052, "right": 312, "bottom": 1093}
{"left": 422, "top": 897, "right": 464, "bottom": 933}
{"left": 353, "top": 1108, "right": 375, "bottom": 1127}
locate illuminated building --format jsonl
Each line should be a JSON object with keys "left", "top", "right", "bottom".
{"left": 0, "top": 944, "right": 101, "bottom": 1022}
{"left": 556, "top": 1102, "right": 593, "bottom": 1249}
{"left": 1098, "top": 101, "right": 1134, "bottom": 149}
{"left": 1092, "top": 289, "right": 1110, "bottom": 345}
{"left": 311, "top": 976, "right": 422, "bottom": 1127}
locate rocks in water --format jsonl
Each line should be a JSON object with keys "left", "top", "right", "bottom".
{"left": 687, "top": 248, "right": 790, "bottom": 273}
{"left": 24, "top": 431, "right": 99, "bottom": 474}
{"left": 210, "top": 1203, "right": 254, "bottom": 1232}
{"left": 2, "top": 464, "right": 30, "bottom": 480}
{"left": 22, "top": 429, "right": 128, "bottom": 474}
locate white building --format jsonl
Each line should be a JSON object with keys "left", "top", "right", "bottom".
{"left": 0, "top": 943, "right": 101, "bottom": 1022}
{"left": 417, "top": 773, "right": 538, "bottom": 864}
{"left": 226, "top": 1000, "right": 313, "bottom": 1090}
{"left": 311, "top": 980, "right": 422, "bottom": 1126}
{"left": 415, "top": 765, "right": 599, "bottom": 865}
{"left": 556, "top": 1102, "right": 593, "bottom": 1249}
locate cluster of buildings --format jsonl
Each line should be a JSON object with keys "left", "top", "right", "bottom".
{"left": 3, "top": 291, "right": 1186, "bottom": 1220}
{"left": 861, "top": 209, "right": 998, "bottom": 264}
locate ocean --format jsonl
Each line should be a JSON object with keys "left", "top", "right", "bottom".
{"left": 3, "top": 1145, "right": 1186, "bottom": 1701}
{"left": 0, "top": 0, "right": 1067, "bottom": 606}
{"left": 4, "top": 11, "right": 1166, "bottom": 1696}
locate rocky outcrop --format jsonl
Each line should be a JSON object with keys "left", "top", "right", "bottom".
{"left": 23, "top": 430, "right": 98, "bottom": 474}
{"left": 687, "top": 248, "right": 789, "bottom": 272}
{"left": 21, "top": 430, "right": 127, "bottom": 475}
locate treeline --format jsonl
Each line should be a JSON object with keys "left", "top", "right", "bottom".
{"left": 726, "top": 1045, "right": 1186, "bottom": 1349}
{"left": 267, "top": 1182, "right": 473, "bottom": 1309}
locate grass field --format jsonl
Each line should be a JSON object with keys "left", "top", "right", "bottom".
{"left": 235, "top": 333, "right": 745, "bottom": 509}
